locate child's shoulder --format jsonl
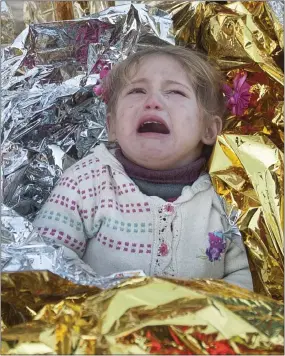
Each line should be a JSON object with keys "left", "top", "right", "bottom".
{"left": 65, "top": 143, "right": 121, "bottom": 179}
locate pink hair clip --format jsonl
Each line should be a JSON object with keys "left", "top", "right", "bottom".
{"left": 93, "top": 64, "right": 110, "bottom": 103}
{"left": 222, "top": 72, "right": 251, "bottom": 116}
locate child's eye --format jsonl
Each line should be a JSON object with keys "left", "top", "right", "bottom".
{"left": 127, "top": 88, "right": 146, "bottom": 94}
{"left": 167, "top": 90, "right": 186, "bottom": 97}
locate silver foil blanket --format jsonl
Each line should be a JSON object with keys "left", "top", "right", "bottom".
{"left": 267, "top": 0, "right": 284, "bottom": 25}
{"left": 1, "top": 204, "right": 146, "bottom": 288}
{"left": 1, "top": 1, "right": 16, "bottom": 46}
{"left": 1, "top": 3, "right": 173, "bottom": 286}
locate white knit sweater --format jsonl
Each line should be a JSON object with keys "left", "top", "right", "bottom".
{"left": 33, "top": 143, "right": 253, "bottom": 290}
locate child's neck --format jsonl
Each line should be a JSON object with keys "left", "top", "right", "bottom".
{"left": 115, "top": 148, "right": 206, "bottom": 185}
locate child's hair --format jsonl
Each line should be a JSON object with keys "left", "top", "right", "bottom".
{"left": 102, "top": 45, "right": 226, "bottom": 122}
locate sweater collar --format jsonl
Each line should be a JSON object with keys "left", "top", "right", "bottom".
{"left": 114, "top": 148, "right": 206, "bottom": 184}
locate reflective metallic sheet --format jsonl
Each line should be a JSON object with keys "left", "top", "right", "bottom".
{"left": 1, "top": 276, "right": 284, "bottom": 355}
{"left": 1, "top": 0, "right": 16, "bottom": 45}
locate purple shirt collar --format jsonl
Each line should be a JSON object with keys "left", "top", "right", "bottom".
{"left": 115, "top": 149, "right": 206, "bottom": 184}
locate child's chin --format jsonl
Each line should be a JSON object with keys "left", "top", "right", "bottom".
{"left": 133, "top": 151, "right": 176, "bottom": 169}
{"left": 138, "top": 146, "right": 170, "bottom": 157}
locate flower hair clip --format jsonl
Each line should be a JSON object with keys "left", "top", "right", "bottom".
{"left": 93, "top": 63, "right": 110, "bottom": 104}
{"left": 222, "top": 72, "right": 251, "bottom": 116}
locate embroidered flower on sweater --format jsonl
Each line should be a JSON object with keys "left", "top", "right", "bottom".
{"left": 159, "top": 242, "right": 169, "bottom": 256}
{"left": 206, "top": 231, "right": 227, "bottom": 262}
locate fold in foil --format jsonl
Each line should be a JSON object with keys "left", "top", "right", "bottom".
{"left": 1, "top": 1, "right": 16, "bottom": 45}
{"left": 147, "top": 0, "right": 284, "bottom": 301}
{"left": 1, "top": 202, "right": 145, "bottom": 289}
{"left": 209, "top": 134, "right": 284, "bottom": 299}
{"left": 267, "top": 0, "right": 284, "bottom": 25}
{"left": 23, "top": 1, "right": 115, "bottom": 25}
{"left": 1, "top": 275, "right": 284, "bottom": 355}
{"left": 150, "top": 0, "right": 283, "bottom": 83}
{"left": 23, "top": 1, "right": 59, "bottom": 25}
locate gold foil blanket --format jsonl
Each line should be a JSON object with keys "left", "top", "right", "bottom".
{"left": 1, "top": 272, "right": 284, "bottom": 355}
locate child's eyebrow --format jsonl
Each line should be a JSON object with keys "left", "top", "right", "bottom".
{"left": 128, "top": 78, "right": 148, "bottom": 85}
{"left": 128, "top": 78, "right": 192, "bottom": 91}
{"left": 164, "top": 79, "right": 192, "bottom": 91}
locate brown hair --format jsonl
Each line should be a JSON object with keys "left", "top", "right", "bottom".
{"left": 102, "top": 45, "right": 226, "bottom": 121}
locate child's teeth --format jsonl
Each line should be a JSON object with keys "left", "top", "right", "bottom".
{"left": 143, "top": 121, "right": 161, "bottom": 125}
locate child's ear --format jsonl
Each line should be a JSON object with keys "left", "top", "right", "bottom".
{"left": 106, "top": 113, "right": 116, "bottom": 141}
{"left": 201, "top": 116, "right": 223, "bottom": 145}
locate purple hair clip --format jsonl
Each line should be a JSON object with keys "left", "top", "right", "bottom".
{"left": 222, "top": 72, "right": 251, "bottom": 116}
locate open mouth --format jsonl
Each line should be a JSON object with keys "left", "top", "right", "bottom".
{"left": 138, "top": 121, "right": 170, "bottom": 134}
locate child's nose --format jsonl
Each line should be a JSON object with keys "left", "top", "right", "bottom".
{"left": 144, "top": 93, "right": 163, "bottom": 110}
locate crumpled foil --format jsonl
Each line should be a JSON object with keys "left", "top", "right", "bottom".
{"left": 23, "top": 1, "right": 115, "bottom": 25}
{"left": 209, "top": 134, "right": 284, "bottom": 300}
{"left": 1, "top": 0, "right": 16, "bottom": 45}
{"left": 267, "top": 0, "right": 284, "bottom": 25}
{"left": 1, "top": 204, "right": 145, "bottom": 289}
{"left": 23, "top": 1, "right": 74, "bottom": 24}
{"left": 148, "top": 0, "right": 284, "bottom": 301}
{"left": 1, "top": 275, "right": 284, "bottom": 355}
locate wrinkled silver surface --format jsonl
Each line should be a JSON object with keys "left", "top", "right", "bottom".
{"left": 267, "top": 0, "right": 284, "bottom": 25}
{"left": 1, "top": 3, "right": 173, "bottom": 288}
{"left": 1, "top": 204, "right": 146, "bottom": 289}
{"left": 1, "top": 0, "right": 16, "bottom": 45}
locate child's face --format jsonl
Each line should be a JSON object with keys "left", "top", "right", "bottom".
{"left": 108, "top": 55, "right": 220, "bottom": 170}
